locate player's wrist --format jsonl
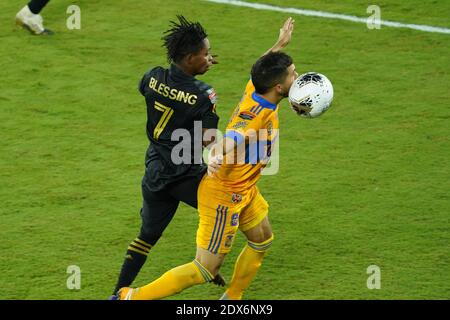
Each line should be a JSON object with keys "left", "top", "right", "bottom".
{"left": 272, "top": 40, "right": 288, "bottom": 52}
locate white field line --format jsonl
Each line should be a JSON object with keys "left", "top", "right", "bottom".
{"left": 203, "top": 0, "right": 450, "bottom": 35}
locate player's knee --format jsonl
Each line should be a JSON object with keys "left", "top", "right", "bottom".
{"left": 192, "top": 259, "right": 219, "bottom": 282}
{"left": 244, "top": 216, "right": 273, "bottom": 243}
{"left": 246, "top": 227, "right": 273, "bottom": 245}
{"left": 194, "top": 250, "right": 225, "bottom": 277}
{"left": 207, "top": 265, "right": 221, "bottom": 277}
{"left": 199, "top": 260, "right": 222, "bottom": 277}
{"left": 247, "top": 233, "right": 274, "bottom": 253}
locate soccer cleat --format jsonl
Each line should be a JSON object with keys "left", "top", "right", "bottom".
{"left": 108, "top": 295, "right": 119, "bottom": 300}
{"left": 211, "top": 273, "right": 226, "bottom": 287}
{"left": 15, "top": 5, "right": 54, "bottom": 35}
{"left": 117, "top": 287, "right": 135, "bottom": 300}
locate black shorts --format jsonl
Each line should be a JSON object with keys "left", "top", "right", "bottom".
{"left": 138, "top": 173, "right": 205, "bottom": 246}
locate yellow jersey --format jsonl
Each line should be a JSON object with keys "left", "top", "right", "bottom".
{"left": 215, "top": 80, "right": 279, "bottom": 191}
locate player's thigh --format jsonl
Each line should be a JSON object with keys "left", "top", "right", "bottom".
{"left": 239, "top": 187, "right": 271, "bottom": 243}
{"left": 168, "top": 173, "right": 205, "bottom": 209}
{"left": 243, "top": 215, "right": 273, "bottom": 244}
{"left": 197, "top": 178, "right": 240, "bottom": 256}
{"left": 139, "top": 185, "right": 179, "bottom": 245}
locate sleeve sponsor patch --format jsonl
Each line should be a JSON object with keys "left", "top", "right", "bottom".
{"left": 206, "top": 88, "right": 218, "bottom": 104}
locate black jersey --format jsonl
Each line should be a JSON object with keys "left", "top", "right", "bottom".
{"left": 139, "top": 64, "right": 219, "bottom": 191}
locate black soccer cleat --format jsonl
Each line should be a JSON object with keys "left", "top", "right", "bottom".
{"left": 211, "top": 273, "right": 226, "bottom": 287}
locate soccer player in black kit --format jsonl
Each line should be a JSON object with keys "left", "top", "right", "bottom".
{"left": 111, "top": 16, "right": 222, "bottom": 298}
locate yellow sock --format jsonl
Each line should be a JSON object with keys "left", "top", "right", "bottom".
{"left": 225, "top": 235, "right": 274, "bottom": 300}
{"left": 131, "top": 260, "right": 213, "bottom": 300}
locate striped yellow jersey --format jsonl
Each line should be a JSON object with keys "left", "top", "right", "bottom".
{"left": 215, "top": 79, "right": 279, "bottom": 191}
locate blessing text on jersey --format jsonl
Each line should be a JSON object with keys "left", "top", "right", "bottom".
{"left": 149, "top": 77, "right": 198, "bottom": 105}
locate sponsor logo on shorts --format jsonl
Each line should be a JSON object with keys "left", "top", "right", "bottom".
{"left": 225, "top": 234, "right": 234, "bottom": 248}
{"left": 230, "top": 213, "right": 239, "bottom": 226}
{"left": 231, "top": 194, "right": 242, "bottom": 203}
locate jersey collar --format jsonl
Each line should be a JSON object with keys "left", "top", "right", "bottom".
{"left": 252, "top": 92, "right": 277, "bottom": 111}
{"left": 170, "top": 64, "right": 195, "bottom": 81}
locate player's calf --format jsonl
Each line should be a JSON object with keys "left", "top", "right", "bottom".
{"left": 118, "top": 259, "right": 215, "bottom": 300}
{"left": 221, "top": 234, "right": 274, "bottom": 300}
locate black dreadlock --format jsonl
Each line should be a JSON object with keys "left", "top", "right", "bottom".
{"left": 162, "top": 15, "right": 208, "bottom": 64}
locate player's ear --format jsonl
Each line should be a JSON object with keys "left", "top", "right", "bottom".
{"left": 185, "top": 53, "right": 194, "bottom": 65}
{"left": 275, "top": 83, "right": 284, "bottom": 95}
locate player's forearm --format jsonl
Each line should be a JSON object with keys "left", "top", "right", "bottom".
{"left": 207, "top": 137, "right": 236, "bottom": 175}
{"left": 210, "top": 137, "right": 236, "bottom": 158}
{"left": 262, "top": 41, "right": 285, "bottom": 56}
{"left": 261, "top": 17, "right": 294, "bottom": 57}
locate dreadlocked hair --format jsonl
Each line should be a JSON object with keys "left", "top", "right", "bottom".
{"left": 162, "top": 15, "right": 208, "bottom": 64}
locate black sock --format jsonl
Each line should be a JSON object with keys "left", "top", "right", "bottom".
{"left": 27, "top": 0, "right": 50, "bottom": 14}
{"left": 112, "top": 238, "right": 152, "bottom": 295}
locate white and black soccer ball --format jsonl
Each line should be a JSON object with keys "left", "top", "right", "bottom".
{"left": 288, "top": 72, "right": 334, "bottom": 118}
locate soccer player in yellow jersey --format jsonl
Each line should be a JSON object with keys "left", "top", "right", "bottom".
{"left": 118, "top": 17, "right": 299, "bottom": 300}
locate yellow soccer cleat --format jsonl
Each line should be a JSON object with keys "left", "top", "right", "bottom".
{"left": 117, "top": 287, "right": 135, "bottom": 300}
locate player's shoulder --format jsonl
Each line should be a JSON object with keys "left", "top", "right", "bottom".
{"left": 140, "top": 66, "right": 166, "bottom": 84}
{"left": 231, "top": 90, "right": 273, "bottom": 125}
{"left": 139, "top": 66, "right": 167, "bottom": 95}
{"left": 144, "top": 66, "right": 166, "bottom": 78}
{"left": 192, "top": 79, "right": 218, "bottom": 106}
{"left": 244, "top": 78, "right": 255, "bottom": 95}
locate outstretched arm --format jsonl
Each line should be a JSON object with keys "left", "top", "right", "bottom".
{"left": 261, "top": 17, "right": 295, "bottom": 57}
{"left": 207, "top": 18, "right": 295, "bottom": 176}
{"left": 207, "top": 136, "right": 236, "bottom": 176}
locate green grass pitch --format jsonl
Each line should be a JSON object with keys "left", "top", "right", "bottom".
{"left": 0, "top": 0, "right": 449, "bottom": 299}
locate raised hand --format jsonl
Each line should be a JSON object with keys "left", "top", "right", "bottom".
{"left": 262, "top": 17, "right": 296, "bottom": 56}
{"left": 277, "top": 17, "right": 295, "bottom": 49}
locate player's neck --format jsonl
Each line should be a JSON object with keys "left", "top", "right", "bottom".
{"left": 259, "top": 91, "right": 282, "bottom": 106}
{"left": 174, "top": 63, "right": 196, "bottom": 77}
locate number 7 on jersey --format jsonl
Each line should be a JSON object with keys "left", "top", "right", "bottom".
{"left": 153, "top": 101, "right": 174, "bottom": 140}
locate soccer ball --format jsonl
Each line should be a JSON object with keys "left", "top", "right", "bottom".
{"left": 288, "top": 72, "right": 334, "bottom": 118}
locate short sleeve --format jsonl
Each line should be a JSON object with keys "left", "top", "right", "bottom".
{"left": 198, "top": 100, "right": 219, "bottom": 129}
